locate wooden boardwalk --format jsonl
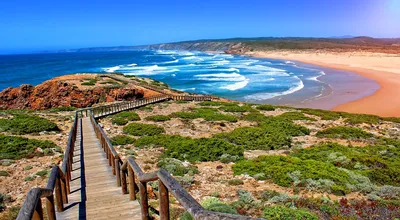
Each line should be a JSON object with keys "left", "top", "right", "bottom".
{"left": 57, "top": 118, "right": 141, "bottom": 220}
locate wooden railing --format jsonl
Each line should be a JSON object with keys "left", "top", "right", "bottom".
{"left": 16, "top": 112, "right": 80, "bottom": 220}
{"left": 87, "top": 109, "right": 258, "bottom": 220}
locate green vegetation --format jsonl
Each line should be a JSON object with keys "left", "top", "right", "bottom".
{"left": 301, "top": 108, "right": 342, "bottom": 120}
{"left": 256, "top": 104, "right": 276, "bottom": 111}
{"left": 343, "top": 113, "right": 381, "bottom": 124}
{"left": 36, "top": 170, "right": 48, "bottom": 177}
{"left": 24, "top": 176, "right": 35, "bottom": 181}
{"left": 135, "top": 135, "right": 243, "bottom": 162}
{"left": 24, "top": 165, "right": 33, "bottom": 171}
{"left": 291, "top": 141, "right": 400, "bottom": 186}
{"left": 198, "top": 101, "right": 238, "bottom": 107}
{"left": 123, "top": 123, "right": 165, "bottom": 136}
{"left": 0, "top": 114, "right": 59, "bottom": 134}
{"left": 215, "top": 116, "right": 310, "bottom": 150}
{"left": 49, "top": 106, "right": 76, "bottom": 112}
{"left": 263, "top": 206, "right": 318, "bottom": 220}
{"left": 0, "top": 171, "right": 8, "bottom": 176}
{"left": 316, "top": 126, "right": 374, "bottom": 139}
{"left": 150, "top": 79, "right": 169, "bottom": 89}
{"left": 145, "top": 115, "right": 171, "bottom": 122}
{"left": 228, "top": 179, "right": 244, "bottom": 186}
{"left": 181, "top": 197, "right": 237, "bottom": 220}
{"left": 0, "top": 193, "right": 12, "bottom": 212}
{"left": 111, "top": 135, "right": 135, "bottom": 146}
{"left": 219, "top": 104, "right": 255, "bottom": 113}
{"left": 81, "top": 78, "right": 98, "bottom": 86}
{"left": 233, "top": 155, "right": 355, "bottom": 195}
{"left": 276, "top": 112, "right": 317, "bottom": 121}
{"left": 111, "top": 111, "right": 140, "bottom": 125}
{"left": 0, "top": 135, "right": 57, "bottom": 160}
{"left": 171, "top": 108, "right": 238, "bottom": 122}
{"left": 157, "top": 158, "right": 198, "bottom": 176}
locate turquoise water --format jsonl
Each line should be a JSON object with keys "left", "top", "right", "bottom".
{"left": 0, "top": 50, "right": 377, "bottom": 107}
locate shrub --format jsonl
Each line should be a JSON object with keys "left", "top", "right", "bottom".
{"left": 0, "top": 114, "right": 59, "bottom": 134}
{"left": 24, "top": 166, "right": 33, "bottom": 171}
{"left": 157, "top": 158, "right": 198, "bottom": 176}
{"left": 171, "top": 108, "right": 238, "bottom": 122}
{"left": 343, "top": 113, "right": 381, "bottom": 124}
{"left": 145, "top": 115, "right": 171, "bottom": 122}
{"left": 0, "top": 171, "right": 8, "bottom": 176}
{"left": 111, "top": 135, "right": 135, "bottom": 145}
{"left": 24, "top": 176, "right": 35, "bottom": 181}
{"left": 263, "top": 206, "right": 318, "bottom": 220}
{"left": 219, "top": 104, "right": 254, "bottom": 112}
{"left": 242, "top": 112, "right": 268, "bottom": 122}
{"left": 219, "top": 154, "right": 240, "bottom": 163}
{"left": 256, "top": 104, "right": 276, "bottom": 111}
{"left": 316, "top": 126, "right": 374, "bottom": 139}
{"left": 198, "top": 101, "right": 238, "bottom": 107}
{"left": 0, "top": 193, "right": 13, "bottom": 212}
{"left": 36, "top": 170, "right": 48, "bottom": 177}
{"left": 201, "top": 197, "right": 237, "bottom": 214}
{"left": 49, "top": 106, "right": 76, "bottom": 112}
{"left": 215, "top": 117, "right": 309, "bottom": 150}
{"left": 81, "top": 78, "right": 97, "bottom": 86}
{"left": 0, "top": 135, "right": 57, "bottom": 160}
{"left": 259, "top": 190, "right": 281, "bottom": 201}
{"left": 228, "top": 179, "right": 244, "bottom": 186}
{"left": 111, "top": 112, "right": 140, "bottom": 125}
{"left": 237, "top": 189, "right": 255, "bottom": 204}
{"left": 233, "top": 156, "right": 354, "bottom": 194}
{"left": 123, "top": 123, "right": 165, "bottom": 136}
{"left": 276, "top": 112, "right": 317, "bottom": 121}
{"left": 301, "top": 108, "right": 343, "bottom": 120}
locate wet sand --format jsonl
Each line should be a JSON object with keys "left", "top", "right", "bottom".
{"left": 248, "top": 51, "right": 400, "bottom": 117}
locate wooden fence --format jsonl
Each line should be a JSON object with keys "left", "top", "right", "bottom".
{"left": 16, "top": 112, "right": 80, "bottom": 220}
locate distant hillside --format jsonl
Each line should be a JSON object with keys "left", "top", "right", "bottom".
{"left": 52, "top": 37, "right": 400, "bottom": 54}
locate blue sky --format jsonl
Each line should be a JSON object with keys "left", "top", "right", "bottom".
{"left": 0, "top": 0, "right": 399, "bottom": 54}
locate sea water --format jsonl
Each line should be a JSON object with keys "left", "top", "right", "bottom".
{"left": 0, "top": 50, "right": 377, "bottom": 107}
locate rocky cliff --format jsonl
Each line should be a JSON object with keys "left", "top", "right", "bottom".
{"left": 0, "top": 75, "right": 145, "bottom": 110}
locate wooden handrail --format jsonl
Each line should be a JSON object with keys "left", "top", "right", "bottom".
{"left": 17, "top": 114, "right": 80, "bottom": 220}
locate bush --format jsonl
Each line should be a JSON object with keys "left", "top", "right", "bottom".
{"left": 36, "top": 170, "right": 48, "bottom": 177}
{"left": 263, "top": 206, "right": 318, "bottom": 220}
{"left": 135, "top": 135, "right": 244, "bottom": 162}
{"left": 242, "top": 112, "right": 268, "bottom": 122}
{"left": 81, "top": 78, "right": 97, "bottom": 86}
{"left": 233, "top": 156, "right": 354, "bottom": 194}
{"left": 228, "top": 179, "right": 244, "bottom": 186}
{"left": 215, "top": 117, "right": 309, "bottom": 150}
{"left": 259, "top": 190, "right": 281, "bottom": 201}
{"left": 256, "top": 104, "right": 276, "bottom": 111}
{"left": 198, "top": 101, "right": 238, "bottom": 107}
{"left": 0, "top": 114, "right": 59, "bottom": 134}
{"left": 0, "top": 135, "right": 58, "bottom": 160}
{"left": 219, "top": 104, "right": 255, "bottom": 112}
{"left": 24, "top": 166, "right": 33, "bottom": 170}
{"left": 157, "top": 158, "right": 198, "bottom": 176}
{"left": 49, "top": 106, "right": 76, "bottom": 112}
{"left": 24, "top": 176, "right": 35, "bottom": 181}
{"left": 276, "top": 112, "right": 317, "bottom": 121}
{"left": 201, "top": 197, "right": 237, "bottom": 214}
{"left": 171, "top": 108, "right": 238, "bottom": 122}
{"left": 0, "top": 193, "right": 13, "bottom": 212}
{"left": 301, "top": 108, "right": 342, "bottom": 120}
{"left": 123, "top": 123, "right": 165, "bottom": 136}
{"left": 111, "top": 135, "right": 135, "bottom": 145}
{"left": 316, "top": 126, "right": 374, "bottom": 139}
{"left": 343, "top": 113, "right": 381, "bottom": 124}
{"left": 219, "top": 154, "right": 240, "bottom": 163}
{"left": 0, "top": 171, "right": 8, "bottom": 176}
{"left": 111, "top": 112, "right": 140, "bottom": 125}
{"left": 145, "top": 115, "right": 171, "bottom": 122}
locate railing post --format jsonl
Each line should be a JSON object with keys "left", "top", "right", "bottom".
{"left": 159, "top": 180, "right": 170, "bottom": 220}
{"left": 32, "top": 198, "right": 43, "bottom": 220}
{"left": 128, "top": 166, "right": 136, "bottom": 200}
{"left": 112, "top": 155, "right": 116, "bottom": 175}
{"left": 115, "top": 159, "right": 120, "bottom": 183}
{"left": 121, "top": 170, "right": 127, "bottom": 194}
{"left": 45, "top": 195, "right": 56, "bottom": 220}
{"left": 55, "top": 178, "right": 64, "bottom": 212}
{"left": 61, "top": 178, "right": 68, "bottom": 204}
{"left": 139, "top": 181, "right": 150, "bottom": 220}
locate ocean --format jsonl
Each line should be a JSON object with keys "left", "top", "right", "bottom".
{"left": 0, "top": 50, "right": 378, "bottom": 108}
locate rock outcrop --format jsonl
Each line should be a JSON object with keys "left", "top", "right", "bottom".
{"left": 0, "top": 78, "right": 145, "bottom": 110}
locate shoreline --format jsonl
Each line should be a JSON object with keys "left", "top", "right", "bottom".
{"left": 247, "top": 51, "right": 400, "bottom": 117}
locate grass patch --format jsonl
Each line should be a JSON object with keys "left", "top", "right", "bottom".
{"left": 157, "top": 158, "right": 198, "bottom": 176}
{"left": 36, "top": 170, "right": 48, "bottom": 177}
{"left": 111, "top": 111, "right": 140, "bottom": 125}
{"left": 81, "top": 78, "right": 98, "bottom": 86}
{"left": 228, "top": 179, "right": 244, "bottom": 186}
{"left": 276, "top": 112, "right": 317, "bottom": 121}
{"left": 0, "top": 171, "right": 8, "bottom": 177}
{"left": 198, "top": 101, "right": 238, "bottom": 107}
{"left": 49, "top": 106, "right": 76, "bottom": 112}
{"left": 171, "top": 108, "right": 237, "bottom": 122}
{"left": 145, "top": 115, "right": 171, "bottom": 122}
{"left": 301, "top": 108, "right": 343, "bottom": 120}
{"left": 135, "top": 135, "right": 243, "bottom": 162}
{"left": 0, "top": 134, "right": 57, "bottom": 160}
{"left": 0, "top": 114, "right": 59, "bottom": 134}
{"left": 316, "top": 126, "right": 374, "bottom": 139}
{"left": 291, "top": 141, "right": 400, "bottom": 186}
{"left": 343, "top": 113, "right": 381, "bottom": 124}
{"left": 123, "top": 123, "right": 165, "bottom": 136}
{"left": 263, "top": 206, "right": 318, "bottom": 220}
{"left": 219, "top": 104, "right": 255, "bottom": 112}
{"left": 215, "top": 117, "right": 310, "bottom": 150}
{"left": 111, "top": 135, "right": 135, "bottom": 145}
{"left": 256, "top": 104, "right": 276, "bottom": 111}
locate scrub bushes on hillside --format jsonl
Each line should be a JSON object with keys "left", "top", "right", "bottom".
{"left": 316, "top": 126, "right": 374, "bottom": 139}
{"left": 123, "top": 123, "right": 165, "bottom": 136}
{"left": 0, "top": 114, "right": 59, "bottom": 134}
{"left": 0, "top": 135, "right": 57, "bottom": 159}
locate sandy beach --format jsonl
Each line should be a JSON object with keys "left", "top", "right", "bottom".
{"left": 248, "top": 51, "right": 400, "bottom": 117}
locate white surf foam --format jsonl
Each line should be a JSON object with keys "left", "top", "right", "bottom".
{"left": 220, "top": 79, "right": 249, "bottom": 91}
{"left": 127, "top": 63, "right": 137, "bottom": 67}
{"left": 103, "top": 66, "right": 120, "bottom": 73}
{"left": 194, "top": 73, "right": 246, "bottom": 82}
{"left": 244, "top": 77, "right": 304, "bottom": 100}
{"left": 163, "top": 59, "right": 179, "bottom": 64}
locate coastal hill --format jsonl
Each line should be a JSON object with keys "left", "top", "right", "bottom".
{"left": 0, "top": 74, "right": 180, "bottom": 110}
